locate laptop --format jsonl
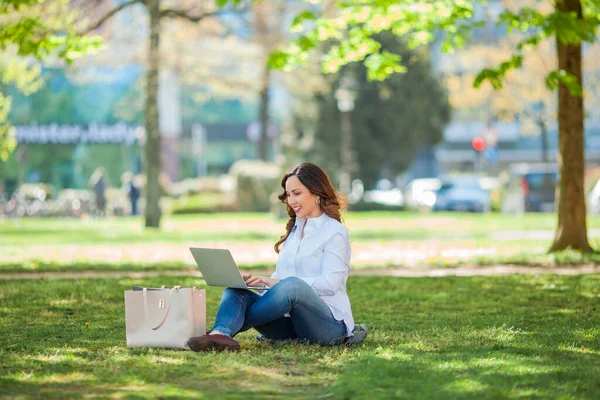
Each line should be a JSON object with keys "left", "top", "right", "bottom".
{"left": 189, "top": 247, "right": 268, "bottom": 290}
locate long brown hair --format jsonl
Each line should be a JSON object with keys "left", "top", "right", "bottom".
{"left": 274, "top": 163, "right": 347, "bottom": 253}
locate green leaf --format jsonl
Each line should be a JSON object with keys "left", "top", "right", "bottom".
{"left": 291, "top": 10, "right": 318, "bottom": 30}
{"left": 0, "top": 93, "right": 16, "bottom": 161}
{"left": 0, "top": 0, "right": 105, "bottom": 160}
{"left": 516, "top": 35, "right": 543, "bottom": 51}
{"left": 297, "top": 35, "right": 316, "bottom": 51}
{"left": 215, "top": 0, "right": 246, "bottom": 7}
{"left": 364, "top": 51, "right": 406, "bottom": 81}
{"left": 267, "top": 51, "right": 290, "bottom": 70}
{"left": 545, "top": 70, "right": 583, "bottom": 96}
{"left": 474, "top": 69, "right": 503, "bottom": 89}
{"left": 0, "top": 0, "right": 40, "bottom": 13}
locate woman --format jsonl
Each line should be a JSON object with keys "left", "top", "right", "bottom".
{"left": 187, "top": 163, "right": 355, "bottom": 352}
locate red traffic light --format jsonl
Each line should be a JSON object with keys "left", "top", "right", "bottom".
{"left": 472, "top": 136, "right": 486, "bottom": 152}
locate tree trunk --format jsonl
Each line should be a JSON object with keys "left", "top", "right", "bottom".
{"left": 258, "top": 62, "right": 271, "bottom": 161}
{"left": 144, "top": 0, "right": 162, "bottom": 228}
{"left": 549, "top": 0, "right": 593, "bottom": 252}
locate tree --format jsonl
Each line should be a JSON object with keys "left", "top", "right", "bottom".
{"left": 0, "top": 0, "right": 102, "bottom": 160}
{"left": 263, "top": 0, "right": 600, "bottom": 253}
{"left": 252, "top": 0, "right": 286, "bottom": 161}
{"left": 305, "top": 34, "right": 449, "bottom": 188}
{"left": 79, "top": 0, "right": 246, "bottom": 228}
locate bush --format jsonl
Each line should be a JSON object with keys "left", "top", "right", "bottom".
{"left": 229, "top": 160, "right": 281, "bottom": 212}
{"left": 48, "top": 189, "right": 94, "bottom": 217}
{"left": 270, "top": 194, "right": 288, "bottom": 219}
{"left": 171, "top": 192, "right": 238, "bottom": 214}
{"left": 16, "top": 183, "right": 55, "bottom": 201}
{"left": 170, "top": 176, "right": 235, "bottom": 197}
{"left": 105, "top": 188, "right": 130, "bottom": 216}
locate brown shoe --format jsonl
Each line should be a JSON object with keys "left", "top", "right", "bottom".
{"left": 187, "top": 334, "right": 240, "bottom": 352}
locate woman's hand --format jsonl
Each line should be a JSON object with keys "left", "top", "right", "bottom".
{"left": 242, "top": 273, "right": 279, "bottom": 288}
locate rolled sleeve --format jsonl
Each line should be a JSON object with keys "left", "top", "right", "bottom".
{"left": 299, "top": 231, "right": 349, "bottom": 296}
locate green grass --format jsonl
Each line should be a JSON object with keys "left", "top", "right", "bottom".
{"left": 1, "top": 212, "right": 599, "bottom": 246}
{"left": 1, "top": 275, "right": 599, "bottom": 398}
{"left": 0, "top": 261, "right": 275, "bottom": 274}
{"left": 1, "top": 245, "right": 600, "bottom": 274}
{"left": 1, "top": 212, "right": 599, "bottom": 273}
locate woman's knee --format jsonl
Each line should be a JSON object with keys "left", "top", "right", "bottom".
{"left": 273, "top": 277, "right": 312, "bottom": 300}
{"left": 278, "top": 276, "right": 309, "bottom": 290}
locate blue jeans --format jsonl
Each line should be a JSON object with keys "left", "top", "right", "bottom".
{"left": 211, "top": 277, "right": 347, "bottom": 345}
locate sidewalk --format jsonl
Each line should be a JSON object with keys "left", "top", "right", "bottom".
{"left": 1, "top": 264, "right": 598, "bottom": 280}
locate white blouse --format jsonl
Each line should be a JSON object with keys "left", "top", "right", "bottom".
{"left": 272, "top": 212, "right": 355, "bottom": 336}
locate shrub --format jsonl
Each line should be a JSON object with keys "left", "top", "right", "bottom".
{"left": 15, "top": 183, "right": 55, "bottom": 201}
{"left": 170, "top": 176, "right": 235, "bottom": 197}
{"left": 171, "top": 192, "right": 238, "bottom": 214}
{"left": 229, "top": 160, "right": 280, "bottom": 212}
{"left": 48, "top": 189, "right": 93, "bottom": 217}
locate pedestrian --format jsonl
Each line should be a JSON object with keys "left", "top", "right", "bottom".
{"left": 187, "top": 163, "right": 355, "bottom": 351}
{"left": 89, "top": 167, "right": 107, "bottom": 216}
{"left": 128, "top": 175, "right": 140, "bottom": 216}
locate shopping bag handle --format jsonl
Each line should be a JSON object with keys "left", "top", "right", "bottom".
{"left": 143, "top": 286, "right": 180, "bottom": 331}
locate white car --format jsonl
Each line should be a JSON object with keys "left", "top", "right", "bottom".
{"left": 362, "top": 188, "right": 404, "bottom": 207}
{"left": 403, "top": 178, "right": 441, "bottom": 209}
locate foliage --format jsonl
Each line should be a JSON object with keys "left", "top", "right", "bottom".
{"left": 0, "top": 142, "right": 136, "bottom": 192}
{"left": 1, "top": 275, "right": 599, "bottom": 398}
{"left": 229, "top": 159, "right": 281, "bottom": 212}
{"left": 0, "top": 0, "right": 103, "bottom": 160}
{"left": 319, "top": 34, "right": 449, "bottom": 187}
{"left": 12, "top": 144, "right": 73, "bottom": 183}
{"left": 253, "top": 0, "right": 600, "bottom": 251}
{"left": 265, "top": 0, "right": 600, "bottom": 90}
{"left": 439, "top": 14, "right": 600, "bottom": 133}
{"left": 279, "top": 34, "right": 449, "bottom": 188}
{"left": 0, "top": 92, "right": 16, "bottom": 160}
{"left": 169, "top": 176, "right": 235, "bottom": 197}
{"left": 8, "top": 67, "right": 143, "bottom": 125}
{"left": 170, "top": 192, "right": 238, "bottom": 214}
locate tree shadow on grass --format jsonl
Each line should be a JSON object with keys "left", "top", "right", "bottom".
{"left": 2, "top": 275, "right": 599, "bottom": 398}
{"left": 328, "top": 341, "right": 600, "bottom": 399}
{"left": 6, "top": 334, "right": 597, "bottom": 399}
{"left": 2, "top": 341, "right": 341, "bottom": 399}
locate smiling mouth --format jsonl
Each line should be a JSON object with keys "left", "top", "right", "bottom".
{"left": 292, "top": 206, "right": 302, "bottom": 213}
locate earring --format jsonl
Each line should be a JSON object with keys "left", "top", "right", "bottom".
{"left": 316, "top": 197, "right": 320, "bottom": 205}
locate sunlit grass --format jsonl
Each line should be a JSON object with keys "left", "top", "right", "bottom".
{"left": 1, "top": 274, "right": 599, "bottom": 398}
{"left": 1, "top": 212, "right": 599, "bottom": 246}
{"left": 1, "top": 212, "right": 599, "bottom": 273}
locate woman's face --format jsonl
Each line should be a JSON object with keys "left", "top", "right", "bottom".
{"left": 285, "top": 175, "right": 322, "bottom": 219}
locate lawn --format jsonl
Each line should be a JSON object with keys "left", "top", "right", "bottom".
{"left": 2, "top": 212, "right": 600, "bottom": 246}
{"left": 1, "top": 212, "right": 599, "bottom": 274}
{"left": 1, "top": 274, "right": 598, "bottom": 399}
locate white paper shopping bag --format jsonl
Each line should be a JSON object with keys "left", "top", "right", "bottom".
{"left": 124, "top": 286, "right": 206, "bottom": 349}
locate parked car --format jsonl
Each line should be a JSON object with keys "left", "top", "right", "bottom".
{"left": 403, "top": 178, "right": 441, "bottom": 210}
{"left": 432, "top": 176, "right": 492, "bottom": 212}
{"left": 588, "top": 179, "right": 600, "bottom": 214}
{"left": 351, "top": 179, "right": 404, "bottom": 210}
{"left": 501, "top": 163, "right": 557, "bottom": 213}
{"left": 362, "top": 188, "right": 404, "bottom": 207}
